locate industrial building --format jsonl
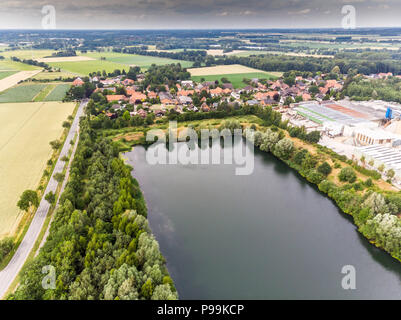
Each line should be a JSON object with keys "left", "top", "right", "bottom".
{"left": 290, "top": 100, "right": 401, "bottom": 182}
{"left": 355, "top": 145, "right": 401, "bottom": 181}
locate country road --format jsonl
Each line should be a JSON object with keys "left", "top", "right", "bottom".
{"left": 0, "top": 100, "right": 87, "bottom": 299}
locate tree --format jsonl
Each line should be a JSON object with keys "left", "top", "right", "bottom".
{"left": 141, "top": 279, "right": 154, "bottom": 299}
{"left": 151, "top": 284, "right": 178, "bottom": 300}
{"left": 284, "top": 76, "right": 295, "bottom": 86}
{"left": 54, "top": 172, "right": 65, "bottom": 183}
{"left": 338, "top": 167, "right": 357, "bottom": 183}
{"left": 62, "top": 121, "right": 71, "bottom": 129}
{"left": 17, "top": 190, "right": 39, "bottom": 212}
{"left": 122, "top": 110, "right": 131, "bottom": 121}
{"left": 363, "top": 192, "right": 389, "bottom": 215}
{"left": 45, "top": 191, "right": 56, "bottom": 205}
{"left": 331, "top": 65, "right": 340, "bottom": 74}
{"left": 309, "top": 85, "right": 319, "bottom": 94}
{"left": 272, "top": 138, "right": 294, "bottom": 160}
{"left": 378, "top": 164, "right": 385, "bottom": 172}
{"left": 305, "top": 131, "right": 321, "bottom": 143}
{"left": 387, "top": 169, "right": 395, "bottom": 180}
{"left": 260, "top": 129, "right": 280, "bottom": 152}
{"left": 50, "top": 140, "right": 61, "bottom": 150}
{"left": 295, "top": 95, "right": 303, "bottom": 103}
{"left": 0, "top": 238, "right": 14, "bottom": 263}
{"left": 365, "top": 178, "right": 373, "bottom": 187}
{"left": 292, "top": 149, "right": 307, "bottom": 165}
{"left": 283, "top": 96, "right": 293, "bottom": 106}
{"left": 145, "top": 114, "right": 155, "bottom": 125}
{"left": 317, "top": 162, "right": 332, "bottom": 176}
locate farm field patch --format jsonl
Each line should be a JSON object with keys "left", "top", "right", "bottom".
{"left": 188, "top": 64, "right": 272, "bottom": 76}
{"left": 37, "top": 56, "right": 96, "bottom": 63}
{"left": 32, "top": 71, "right": 78, "bottom": 80}
{"left": 0, "top": 70, "right": 42, "bottom": 93}
{"left": 0, "top": 49, "right": 55, "bottom": 60}
{"left": 33, "top": 84, "right": 57, "bottom": 102}
{"left": 0, "top": 101, "right": 75, "bottom": 237}
{"left": 0, "top": 84, "right": 47, "bottom": 103}
{"left": 48, "top": 59, "right": 130, "bottom": 76}
{"left": 0, "top": 60, "right": 41, "bottom": 71}
{"left": 44, "top": 84, "right": 71, "bottom": 101}
{"left": 0, "top": 71, "right": 17, "bottom": 80}
{"left": 191, "top": 72, "right": 279, "bottom": 88}
{"left": 206, "top": 49, "right": 248, "bottom": 56}
{"left": 82, "top": 51, "right": 193, "bottom": 69}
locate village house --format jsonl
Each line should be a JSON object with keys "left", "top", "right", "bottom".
{"left": 72, "top": 77, "right": 84, "bottom": 86}
{"left": 154, "top": 109, "right": 166, "bottom": 117}
{"left": 121, "top": 78, "right": 135, "bottom": 86}
{"left": 129, "top": 91, "right": 147, "bottom": 104}
{"left": 106, "top": 95, "right": 128, "bottom": 103}
{"left": 201, "top": 103, "right": 210, "bottom": 112}
{"left": 177, "top": 89, "right": 194, "bottom": 96}
{"left": 111, "top": 104, "right": 124, "bottom": 111}
{"left": 181, "top": 80, "right": 194, "bottom": 88}
{"left": 210, "top": 87, "right": 224, "bottom": 97}
{"left": 178, "top": 96, "right": 193, "bottom": 105}
{"left": 222, "top": 83, "right": 233, "bottom": 90}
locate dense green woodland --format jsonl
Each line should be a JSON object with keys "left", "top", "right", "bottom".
{"left": 9, "top": 117, "right": 177, "bottom": 300}
{"left": 344, "top": 76, "right": 401, "bottom": 103}
{"left": 213, "top": 52, "right": 401, "bottom": 75}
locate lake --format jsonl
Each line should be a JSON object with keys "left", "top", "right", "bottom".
{"left": 125, "top": 140, "right": 401, "bottom": 299}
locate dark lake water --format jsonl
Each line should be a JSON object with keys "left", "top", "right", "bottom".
{"left": 125, "top": 140, "right": 401, "bottom": 299}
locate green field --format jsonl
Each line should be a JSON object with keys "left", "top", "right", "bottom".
{"left": 191, "top": 72, "right": 279, "bottom": 88}
{"left": 0, "top": 60, "right": 40, "bottom": 71}
{"left": 48, "top": 59, "right": 130, "bottom": 76}
{"left": 230, "top": 50, "right": 270, "bottom": 57}
{"left": 0, "top": 70, "right": 16, "bottom": 80}
{"left": 44, "top": 84, "right": 71, "bottom": 101}
{"left": 0, "top": 84, "right": 47, "bottom": 103}
{"left": 83, "top": 51, "right": 193, "bottom": 69}
{"left": 33, "top": 84, "right": 57, "bottom": 102}
{"left": 32, "top": 71, "right": 79, "bottom": 80}
{"left": 0, "top": 49, "right": 55, "bottom": 60}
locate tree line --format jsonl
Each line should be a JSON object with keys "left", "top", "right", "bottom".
{"left": 243, "top": 125, "right": 401, "bottom": 263}
{"left": 9, "top": 116, "right": 178, "bottom": 300}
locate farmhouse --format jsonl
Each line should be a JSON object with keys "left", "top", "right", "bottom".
{"left": 72, "top": 77, "right": 84, "bottom": 86}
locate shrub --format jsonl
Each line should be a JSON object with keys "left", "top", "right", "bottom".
{"left": 49, "top": 140, "right": 61, "bottom": 150}
{"left": 317, "top": 162, "right": 332, "bottom": 176}
{"left": 338, "top": 167, "right": 357, "bottom": 183}
{"left": 273, "top": 138, "right": 294, "bottom": 160}
{"left": 293, "top": 149, "right": 308, "bottom": 165}
{"left": 365, "top": 178, "right": 373, "bottom": 187}
{"left": 0, "top": 238, "right": 14, "bottom": 263}
{"left": 54, "top": 172, "right": 65, "bottom": 183}
{"left": 318, "top": 180, "right": 337, "bottom": 194}
{"left": 352, "top": 182, "right": 364, "bottom": 191}
{"left": 307, "top": 170, "right": 325, "bottom": 184}
{"left": 302, "top": 153, "right": 317, "bottom": 171}
{"left": 305, "top": 131, "right": 321, "bottom": 143}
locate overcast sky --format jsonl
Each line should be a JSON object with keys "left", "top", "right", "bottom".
{"left": 0, "top": 0, "right": 400, "bottom": 29}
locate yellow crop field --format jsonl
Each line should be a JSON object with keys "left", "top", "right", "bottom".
{"left": 0, "top": 101, "right": 75, "bottom": 238}
{"left": 188, "top": 64, "right": 269, "bottom": 76}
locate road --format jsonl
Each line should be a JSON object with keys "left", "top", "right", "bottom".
{"left": 0, "top": 100, "right": 87, "bottom": 299}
